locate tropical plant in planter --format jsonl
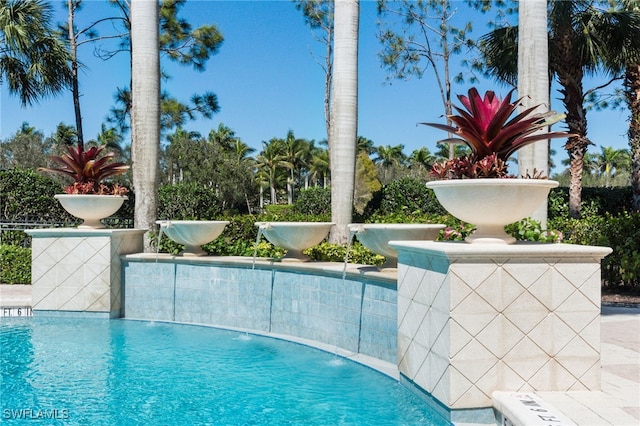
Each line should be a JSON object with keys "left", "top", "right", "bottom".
{"left": 421, "top": 87, "right": 571, "bottom": 244}
{"left": 38, "top": 145, "right": 130, "bottom": 229}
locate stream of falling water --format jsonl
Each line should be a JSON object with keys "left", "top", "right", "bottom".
{"left": 343, "top": 225, "right": 362, "bottom": 280}
{"left": 155, "top": 221, "right": 170, "bottom": 263}
{"left": 252, "top": 223, "right": 268, "bottom": 269}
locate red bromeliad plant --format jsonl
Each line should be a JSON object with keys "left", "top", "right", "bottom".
{"left": 421, "top": 88, "right": 570, "bottom": 179}
{"left": 39, "top": 145, "right": 130, "bottom": 195}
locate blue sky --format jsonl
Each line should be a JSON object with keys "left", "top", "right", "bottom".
{"left": 0, "top": 0, "right": 631, "bottom": 172}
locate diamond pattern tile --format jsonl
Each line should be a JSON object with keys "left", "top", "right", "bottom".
{"left": 502, "top": 292, "right": 548, "bottom": 334}
{"left": 452, "top": 339, "right": 497, "bottom": 383}
{"left": 474, "top": 267, "right": 526, "bottom": 312}
{"left": 476, "top": 314, "right": 525, "bottom": 358}
{"left": 449, "top": 261, "right": 498, "bottom": 291}
{"left": 30, "top": 230, "right": 143, "bottom": 316}
{"left": 390, "top": 242, "right": 605, "bottom": 410}
{"left": 528, "top": 313, "right": 575, "bottom": 356}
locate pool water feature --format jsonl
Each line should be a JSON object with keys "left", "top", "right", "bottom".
{"left": 1, "top": 317, "right": 450, "bottom": 425}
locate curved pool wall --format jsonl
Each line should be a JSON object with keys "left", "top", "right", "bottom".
{"left": 122, "top": 254, "right": 398, "bottom": 367}
{"left": 26, "top": 229, "right": 613, "bottom": 426}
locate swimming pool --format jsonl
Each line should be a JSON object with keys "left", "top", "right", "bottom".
{"left": 1, "top": 317, "right": 450, "bottom": 425}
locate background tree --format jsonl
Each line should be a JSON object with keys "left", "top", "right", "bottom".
{"left": 294, "top": 0, "right": 334, "bottom": 138}
{"left": 373, "top": 144, "right": 407, "bottom": 185}
{"left": 595, "top": 145, "right": 630, "bottom": 187}
{"left": 626, "top": 62, "right": 640, "bottom": 210}
{"left": 308, "top": 144, "right": 330, "bottom": 187}
{"left": 0, "top": 0, "right": 73, "bottom": 106}
{"left": 0, "top": 122, "right": 52, "bottom": 170}
{"left": 65, "top": 0, "right": 225, "bottom": 137}
{"left": 50, "top": 122, "right": 77, "bottom": 148}
{"left": 620, "top": 0, "right": 640, "bottom": 211}
{"left": 480, "top": 0, "right": 640, "bottom": 217}
{"left": 377, "top": 0, "right": 476, "bottom": 158}
{"left": 205, "top": 125, "right": 257, "bottom": 213}
{"left": 282, "top": 130, "right": 307, "bottom": 204}
{"left": 164, "top": 128, "right": 203, "bottom": 184}
{"left": 354, "top": 151, "right": 381, "bottom": 213}
{"left": 256, "top": 139, "right": 288, "bottom": 205}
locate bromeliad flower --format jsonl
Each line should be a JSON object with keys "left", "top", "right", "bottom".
{"left": 421, "top": 88, "right": 570, "bottom": 168}
{"left": 39, "top": 145, "right": 129, "bottom": 194}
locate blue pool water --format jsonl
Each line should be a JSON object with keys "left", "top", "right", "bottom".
{"left": 1, "top": 317, "right": 450, "bottom": 425}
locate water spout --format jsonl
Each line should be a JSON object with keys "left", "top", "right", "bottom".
{"left": 253, "top": 222, "right": 272, "bottom": 269}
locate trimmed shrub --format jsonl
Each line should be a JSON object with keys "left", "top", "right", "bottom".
{"left": 158, "top": 183, "right": 223, "bottom": 220}
{"left": 305, "top": 241, "right": 385, "bottom": 265}
{"left": 293, "top": 187, "right": 331, "bottom": 215}
{"left": 0, "top": 245, "right": 31, "bottom": 284}
{"left": 549, "top": 187, "right": 633, "bottom": 218}
{"left": 594, "top": 213, "right": 640, "bottom": 290}
{"left": 364, "top": 177, "right": 446, "bottom": 219}
{"left": 0, "top": 168, "right": 73, "bottom": 222}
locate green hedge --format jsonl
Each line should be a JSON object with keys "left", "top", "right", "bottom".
{"left": 293, "top": 187, "right": 331, "bottom": 215}
{"left": 549, "top": 187, "right": 633, "bottom": 217}
{"left": 0, "top": 245, "right": 31, "bottom": 284}
{"left": 0, "top": 168, "right": 73, "bottom": 222}
{"left": 158, "top": 183, "right": 223, "bottom": 220}
{"left": 2, "top": 167, "right": 638, "bottom": 290}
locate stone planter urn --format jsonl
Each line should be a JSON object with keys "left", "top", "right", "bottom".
{"left": 256, "top": 222, "right": 334, "bottom": 261}
{"left": 348, "top": 223, "right": 445, "bottom": 269}
{"left": 55, "top": 194, "right": 127, "bottom": 229}
{"left": 157, "top": 220, "right": 229, "bottom": 256}
{"left": 426, "top": 179, "right": 558, "bottom": 244}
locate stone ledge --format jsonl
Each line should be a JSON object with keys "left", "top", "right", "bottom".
{"left": 492, "top": 391, "right": 576, "bottom": 426}
{"left": 390, "top": 240, "right": 612, "bottom": 261}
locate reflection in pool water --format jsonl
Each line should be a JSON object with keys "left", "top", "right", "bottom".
{"left": 1, "top": 317, "right": 450, "bottom": 425}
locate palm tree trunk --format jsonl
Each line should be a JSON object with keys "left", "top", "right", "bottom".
{"left": 329, "top": 0, "right": 359, "bottom": 244}
{"left": 131, "top": 0, "right": 160, "bottom": 252}
{"left": 67, "top": 0, "right": 84, "bottom": 148}
{"left": 517, "top": 0, "right": 551, "bottom": 225}
{"left": 556, "top": 28, "right": 588, "bottom": 219}
{"left": 626, "top": 64, "right": 640, "bottom": 212}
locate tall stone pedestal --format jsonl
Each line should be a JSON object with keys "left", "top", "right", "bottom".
{"left": 390, "top": 241, "right": 611, "bottom": 416}
{"left": 27, "top": 229, "right": 145, "bottom": 317}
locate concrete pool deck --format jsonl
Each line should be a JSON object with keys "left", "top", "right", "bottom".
{"left": 1, "top": 284, "right": 638, "bottom": 426}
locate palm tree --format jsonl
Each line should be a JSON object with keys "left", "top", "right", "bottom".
{"left": 256, "top": 139, "right": 288, "bottom": 205}
{"left": 96, "top": 124, "right": 124, "bottom": 153}
{"left": 329, "top": 0, "right": 359, "bottom": 244}
{"left": 621, "top": 1, "right": 640, "bottom": 211}
{"left": 626, "top": 62, "right": 640, "bottom": 210}
{"left": 52, "top": 123, "right": 77, "bottom": 148}
{"left": 308, "top": 147, "right": 330, "bottom": 187}
{"left": 356, "top": 136, "right": 375, "bottom": 155}
{"left": 283, "top": 130, "right": 307, "bottom": 204}
{"left": 373, "top": 144, "right": 407, "bottom": 184}
{"left": 130, "top": 0, "right": 160, "bottom": 252}
{"left": 409, "top": 147, "right": 435, "bottom": 171}
{"left": 480, "top": 0, "right": 640, "bottom": 217}
{"left": 595, "top": 146, "right": 630, "bottom": 187}
{"left": 0, "top": 0, "right": 72, "bottom": 106}
{"left": 208, "top": 123, "right": 238, "bottom": 151}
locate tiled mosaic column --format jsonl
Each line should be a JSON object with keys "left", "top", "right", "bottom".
{"left": 390, "top": 241, "right": 612, "bottom": 411}
{"left": 27, "top": 229, "right": 145, "bottom": 317}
